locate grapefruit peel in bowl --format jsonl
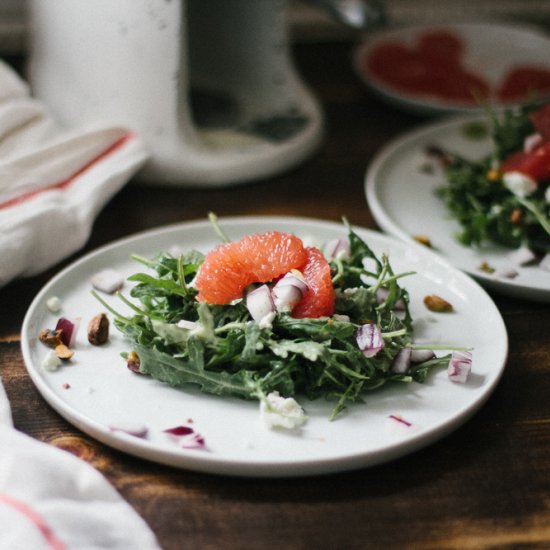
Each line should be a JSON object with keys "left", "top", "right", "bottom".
{"left": 93, "top": 214, "right": 471, "bottom": 427}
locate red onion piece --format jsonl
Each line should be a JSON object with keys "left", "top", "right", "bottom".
{"left": 164, "top": 425, "right": 206, "bottom": 449}
{"left": 109, "top": 423, "right": 148, "bottom": 438}
{"left": 272, "top": 284, "right": 302, "bottom": 312}
{"left": 524, "top": 132, "right": 543, "bottom": 153}
{"left": 274, "top": 271, "right": 309, "bottom": 293}
{"left": 246, "top": 284, "right": 276, "bottom": 322}
{"left": 391, "top": 347, "right": 411, "bottom": 373}
{"left": 356, "top": 323, "right": 384, "bottom": 358}
{"left": 181, "top": 433, "right": 206, "bottom": 449}
{"left": 410, "top": 349, "right": 436, "bottom": 363}
{"left": 163, "top": 425, "right": 194, "bottom": 436}
{"left": 55, "top": 317, "right": 80, "bottom": 347}
{"left": 388, "top": 414, "right": 413, "bottom": 427}
{"left": 324, "top": 238, "right": 351, "bottom": 260}
{"left": 272, "top": 272, "right": 308, "bottom": 312}
{"left": 448, "top": 350, "right": 472, "bottom": 383}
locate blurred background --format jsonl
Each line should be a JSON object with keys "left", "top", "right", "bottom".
{"left": 0, "top": 0, "right": 549, "bottom": 56}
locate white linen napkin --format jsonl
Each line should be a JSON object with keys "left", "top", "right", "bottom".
{"left": 0, "top": 378, "right": 161, "bottom": 550}
{"left": 0, "top": 59, "right": 149, "bottom": 288}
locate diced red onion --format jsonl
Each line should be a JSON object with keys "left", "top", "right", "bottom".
{"left": 181, "top": 433, "right": 206, "bottom": 449}
{"left": 55, "top": 317, "right": 80, "bottom": 347}
{"left": 272, "top": 284, "right": 302, "bottom": 312}
{"left": 376, "top": 287, "right": 406, "bottom": 311}
{"left": 272, "top": 272, "right": 308, "bottom": 312}
{"left": 109, "top": 423, "right": 148, "bottom": 438}
{"left": 508, "top": 245, "right": 537, "bottom": 266}
{"left": 524, "top": 132, "right": 543, "bottom": 153}
{"left": 388, "top": 414, "right": 412, "bottom": 427}
{"left": 410, "top": 349, "right": 436, "bottom": 363}
{"left": 324, "top": 238, "right": 351, "bottom": 260}
{"left": 448, "top": 350, "right": 472, "bottom": 383}
{"left": 246, "top": 284, "right": 276, "bottom": 322}
{"left": 390, "top": 347, "right": 411, "bottom": 373}
{"left": 356, "top": 323, "right": 384, "bottom": 358}
{"left": 274, "top": 271, "right": 309, "bottom": 293}
{"left": 164, "top": 425, "right": 206, "bottom": 449}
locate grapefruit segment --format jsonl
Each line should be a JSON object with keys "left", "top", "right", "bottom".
{"left": 195, "top": 231, "right": 307, "bottom": 304}
{"left": 292, "top": 247, "right": 335, "bottom": 319}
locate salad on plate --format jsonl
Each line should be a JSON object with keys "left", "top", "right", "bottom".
{"left": 433, "top": 103, "right": 550, "bottom": 272}
{"left": 81, "top": 215, "right": 472, "bottom": 428}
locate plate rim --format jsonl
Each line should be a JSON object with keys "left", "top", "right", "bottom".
{"left": 20, "top": 215, "right": 509, "bottom": 477}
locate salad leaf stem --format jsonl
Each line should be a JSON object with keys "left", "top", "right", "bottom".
{"left": 91, "top": 290, "right": 132, "bottom": 324}
{"left": 208, "top": 211, "right": 231, "bottom": 243}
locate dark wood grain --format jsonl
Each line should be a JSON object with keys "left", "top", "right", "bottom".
{"left": 1, "top": 41, "right": 550, "bottom": 550}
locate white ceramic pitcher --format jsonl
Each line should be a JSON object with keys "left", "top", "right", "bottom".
{"left": 28, "top": 0, "right": 324, "bottom": 187}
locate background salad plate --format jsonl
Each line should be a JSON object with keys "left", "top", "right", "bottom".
{"left": 354, "top": 22, "right": 550, "bottom": 116}
{"left": 21, "top": 217, "right": 507, "bottom": 477}
{"left": 366, "top": 116, "right": 550, "bottom": 303}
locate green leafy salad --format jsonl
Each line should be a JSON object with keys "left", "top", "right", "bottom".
{"left": 434, "top": 103, "right": 550, "bottom": 257}
{"left": 96, "top": 217, "right": 466, "bottom": 425}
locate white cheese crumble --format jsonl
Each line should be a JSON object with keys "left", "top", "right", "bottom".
{"left": 545, "top": 186, "right": 550, "bottom": 203}
{"left": 41, "top": 350, "right": 61, "bottom": 371}
{"left": 260, "top": 391, "right": 307, "bottom": 430}
{"left": 45, "top": 296, "right": 61, "bottom": 313}
{"left": 502, "top": 171, "right": 537, "bottom": 198}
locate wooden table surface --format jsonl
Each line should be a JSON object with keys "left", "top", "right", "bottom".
{"left": 1, "top": 41, "right": 550, "bottom": 550}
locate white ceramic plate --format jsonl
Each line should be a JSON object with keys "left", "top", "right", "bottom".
{"left": 21, "top": 217, "right": 507, "bottom": 477}
{"left": 366, "top": 116, "right": 550, "bottom": 302}
{"left": 354, "top": 22, "right": 550, "bottom": 115}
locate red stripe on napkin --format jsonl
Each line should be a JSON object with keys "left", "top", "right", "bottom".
{"left": 0, "top": 132, "right": 135, "bottom": 211}
{"left": 0, "top": 492, "right": 67, "bottom": 549}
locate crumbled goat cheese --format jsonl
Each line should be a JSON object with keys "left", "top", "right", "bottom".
{"left": 502, "top": 171, "right": 537, "bottom": 197}
{"left": 260, "top": 391, "right": 307, "bottom": 429}
{"left": 42, "top": 350, "right": 61, "bottom": 371}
